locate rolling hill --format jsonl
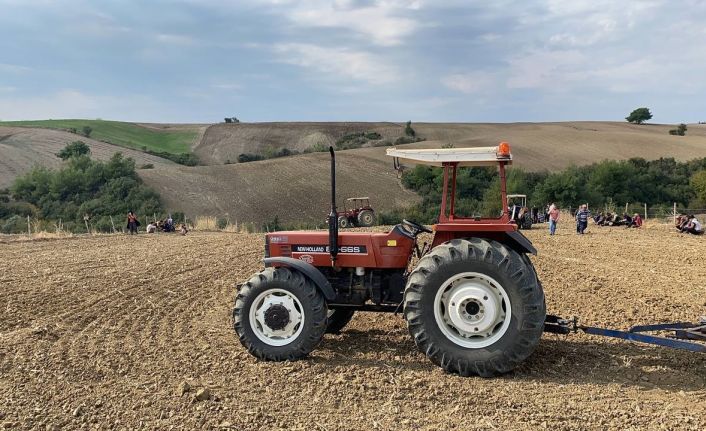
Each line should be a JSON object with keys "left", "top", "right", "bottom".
{"left": 4, "top": 120, "right": 706, "bottom": 224}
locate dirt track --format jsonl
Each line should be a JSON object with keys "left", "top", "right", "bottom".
{"left": 1, "top": 224, "right": 705, "bottom": 430}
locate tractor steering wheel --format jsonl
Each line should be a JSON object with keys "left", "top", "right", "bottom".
{"left": 402, "top": 219, "right": 433, "bottom": 236}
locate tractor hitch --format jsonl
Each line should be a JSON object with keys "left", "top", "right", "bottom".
{"left": 544, "top": 315, "right": 706, "bottom": 353}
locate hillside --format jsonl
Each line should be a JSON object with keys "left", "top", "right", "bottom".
{"left": 139, "top": 146, "right": 420, "bottom": 224}
{"left": 0, "top": 126, "right": 174, "bottom": 188}
{"left": 195, "top": 121, "right": 706, "bottom": 171}
{"left": 195, "top": 122, "right": 405, "bottom": 164}
{"left": 5, "top": 121, "right": 706, "bottom": 223}
{"left": 0, "top": 119, "right": 204, "bottom": 154}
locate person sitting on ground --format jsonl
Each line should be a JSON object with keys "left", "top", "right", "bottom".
{"left": 628, "top": 213, "right": 643, "bottom": 228}
{"left": 179, "top": 223, "right": 189, "bottom": 236}
{"left": 621, "top": 213, "right": 633, "bottom": 227}
{"left": 682, "top": 215, "right": 704, "bottom": 235}
{"left": 676, "top": 214, "right": 689, "bottom": 231}
{"left": 146, "top": 222, "right": 157, "bottom": 233}
{"left": 593, "top": 212, "right": 605, "bottom": 225}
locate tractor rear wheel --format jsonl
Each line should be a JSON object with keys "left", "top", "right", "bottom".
{"left": 338, "top": 216, "right": 349, "bottom": 229}
{"left": 233, "top": 267, "right": 327, "bottom": 361}
{"left": 357, "top": 210, "right": 375, "bottom": 227}
{"left": 403, "top": 238, "right": 545, "bottom": 377}
{"left": 326, "top": 308, "right": 355, "bottom": 334}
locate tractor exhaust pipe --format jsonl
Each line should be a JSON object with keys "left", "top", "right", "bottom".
{"left": 328, "top": 146, "right": 338, "bottom": 265}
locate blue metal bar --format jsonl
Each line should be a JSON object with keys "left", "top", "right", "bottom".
{"left": 580, "top": 326, "right": 706, "bottom": 353}
{"left": 629, "top": 322, "right": 697, "bottom": 333}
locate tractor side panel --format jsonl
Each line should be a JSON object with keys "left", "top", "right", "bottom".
{"left": 266, "top": 230, "right": 413, "bottom": 269}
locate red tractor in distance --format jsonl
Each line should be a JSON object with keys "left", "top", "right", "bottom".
{"left": 337, "top": 197, "right": 375, "bottom": 228}
{"left": 233, "top": 143, "right": 705, "bottom": 377}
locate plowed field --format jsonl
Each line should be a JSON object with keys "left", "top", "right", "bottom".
{"left": 1, "top": 223, "right": 705, "bottom": 430}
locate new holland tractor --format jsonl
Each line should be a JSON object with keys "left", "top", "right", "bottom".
{"left": 233, "top": 143, "right": 705, "bottom": 377}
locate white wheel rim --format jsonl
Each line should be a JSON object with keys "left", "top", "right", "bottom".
{"left": 249, "top": 288, "right": 304, "bottom": 346}
{"left": 433, "top": 272, "right": 512, "bottom": 348}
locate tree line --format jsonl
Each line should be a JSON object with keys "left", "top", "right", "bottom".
{"left": 379, "top": 157, "right": 706, "bottom": 224}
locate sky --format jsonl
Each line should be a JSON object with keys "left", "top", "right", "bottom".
{"left": 0, "top": 0, "right": 705, "bottom": 123}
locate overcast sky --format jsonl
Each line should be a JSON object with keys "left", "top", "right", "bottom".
{"left": 1, "top": 0, "right": 705, "bottom": 123}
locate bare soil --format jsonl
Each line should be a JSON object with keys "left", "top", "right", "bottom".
{"left": 1, "top": 223, "right": 704, "bottom": 430}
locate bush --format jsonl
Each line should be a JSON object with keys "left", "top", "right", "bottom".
{"left": 216, "top": 217, "right": 228, "bottom": 230}
{"left": 669, "top": 123, "right": 687, "bottom": 136}
{"left": 144, "top": 150, "right": 199, "bottom": 166}
{"left": 365, "top": 132, "right": 382, "bottom": 140}
{"left": 139, "top": 163, "right": 154, "bottom": 169}
{"left": 82, "top": 126, "right": 93, "bottom": 138}
{"left": 405, "top": 121, "right": 416, "bottom": 137}
{"left": 238, "top": 153, "right": 265, "bottom": 163}
{"left": 56, "top": 141, "right": 91, "bottom": 160}
{"left": 304, "top": 143, "right": 329, "bottom": 153}
{"left": 371, "top": 140, "right": 393, "bottom": 147}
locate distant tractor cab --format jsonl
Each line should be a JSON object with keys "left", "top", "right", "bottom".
{"left": 337, "top": 197, "right": 375, "bottom": 228}
{"left": 232, "top": 142, "right": 705, "bottom": 377}
{"left": 508, "top": 194, "right": 532, "bottom": 230}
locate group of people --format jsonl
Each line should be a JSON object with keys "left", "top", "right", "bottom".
{"left": 545, "top": 203, "right": 643, "bottom": 235}
{"left": 676, "top": 214, "right": 703, "bottom": 235}
{"left": 592, "top": 212, "right": 642, "bottom": 228}
{"left": 126, "top": 211, "right": 188, "bottom": 236}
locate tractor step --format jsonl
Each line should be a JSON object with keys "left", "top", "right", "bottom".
{"left": 544, "top": 315, "right": 706, "bottom": 353}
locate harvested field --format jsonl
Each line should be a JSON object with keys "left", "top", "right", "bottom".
{"left": 1, "top": 224, "right": 705, "bottom": 430}
{"left": 0, "top": 127, "right": 173, "bottom": 188}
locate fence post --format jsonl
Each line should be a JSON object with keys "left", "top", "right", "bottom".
{"left": 644, "top": 203, "right": 647, "bottom": 220}
{"left": 625, "top": 202, "right": 629, "bottom": 213}
{"left": 673, "top": 202, "right": 677, "bottom": 225}
{"left": 110, "top": 216, "right": 116, "bottom": 233}
{"left": 27, "top": 215, "right": 31, "bottom": 237}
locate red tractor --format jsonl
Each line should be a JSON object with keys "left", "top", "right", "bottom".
{"left": 337, "top": 197, "right": 375, "bottom": 228}
{"left": 233, "top": 144, "right": 705, "bottom": 377}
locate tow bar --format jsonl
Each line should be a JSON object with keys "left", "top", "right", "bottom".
{"left": 544, "top": 315, "right": 706, "bottom": 353}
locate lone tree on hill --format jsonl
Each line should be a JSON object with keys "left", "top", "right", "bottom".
{"left": 405, "top": 120, "right": 416, "bottom": 137}
{"left": 56, "top": 141, "right": 91, "bottom": 160}
{"left": 625, "top": 107, "right": 653, "bottom": 124}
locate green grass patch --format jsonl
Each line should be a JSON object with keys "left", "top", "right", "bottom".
{"left": 0, "top": 119, "right": 198, "bottom": 154}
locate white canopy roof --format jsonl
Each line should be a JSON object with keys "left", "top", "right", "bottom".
{"left": 385, "top": 146, "right": 512, "bottom": 167}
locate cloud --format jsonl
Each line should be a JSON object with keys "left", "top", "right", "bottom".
{"left": 441, "top": 72, "right": 495, "bottom": 94}
{"left": 273, "top": 43, "right": 397, "bottom": 84}
{"left": 273, "top": 0, "right": 421, "bottom": 46}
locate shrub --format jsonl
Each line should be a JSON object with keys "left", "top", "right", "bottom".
{"left": 82, "top": 126, "right": 93, "bottom": 138}
{"left": 669, "top": 123, "right": 687, "bottom": 136}
{"left": 139, "top": 163, "right": 154, "bottom": 169}
{"left": 238, "top": 153, "right": 265, "bottom": 163}
{"left": 216, "top": 217, "right": 228, "bottom": 230}
{"left": 405, "top": 121, "right": 416, "bottom": 137}
{"left": 56, "top": 141, "right": 91, "bottom": 160}
{"left": 304, "top": 142, "right": 329, "bottom": 153}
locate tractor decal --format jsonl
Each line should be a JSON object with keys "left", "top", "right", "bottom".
{"left": 292, "top": 245, "right": 367, "bottom": 254}
{"left": 299, "top": 255, "right": 314, "bottom": 264}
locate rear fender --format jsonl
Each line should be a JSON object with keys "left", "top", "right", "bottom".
{"left": 263, "top": 257, "right": 336, "bottom": 301}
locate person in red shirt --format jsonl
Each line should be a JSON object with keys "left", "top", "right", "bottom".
{"left": 629, "top": 213, "right": 643, "bottom": 228}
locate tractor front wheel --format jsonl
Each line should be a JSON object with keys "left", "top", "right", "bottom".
{"left": 338, "top": 216, "right": 349, "bottom": 229}
{"left": 233, "top": 267, "right": 328, "bottom": 361}
{"left": 403, "top": 238, "right": 545, "bottom": 377}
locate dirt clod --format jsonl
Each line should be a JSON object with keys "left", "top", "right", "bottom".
{"left": 194, "top": 388, "right": 211, "bottom": 402}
